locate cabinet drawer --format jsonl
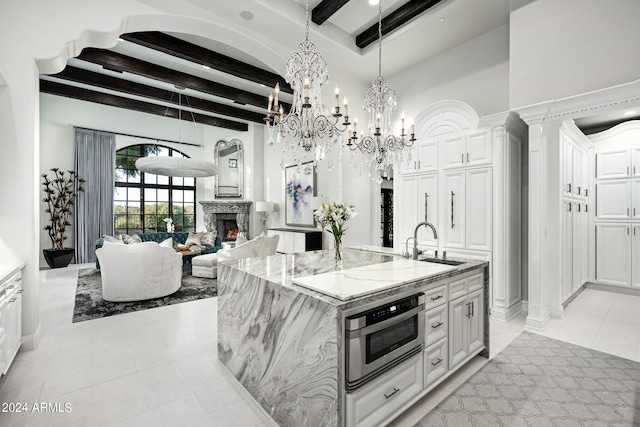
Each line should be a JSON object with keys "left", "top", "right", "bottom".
{"left": 424, "top": 338, "right": 448, "bottom": 387}
{"left": 424, "top": 284, "right": 447, "bottom": 310}
{"left": 467, "top": 273, "right": 483, "bottom": 293}
{"left": 425, "top": 304, "right": 447, "bottom": 347}
{"left": 448, "top": 277, "right": 467, "bottom": 300}
{"left": 346, "top": 353, "right": 423, "bottom": 427}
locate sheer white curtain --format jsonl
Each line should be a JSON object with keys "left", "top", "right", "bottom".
{"left": 74, "top": 128, "right": 116, "bottom": 263}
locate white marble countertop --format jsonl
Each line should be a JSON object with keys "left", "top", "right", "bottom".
{"left": 0, "top": 260, "right": 25, "bottom": 283}
{"left": 292, "top": 259, "right": 456, "bottom": 301}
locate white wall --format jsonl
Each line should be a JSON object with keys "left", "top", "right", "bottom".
{"left": 387, "top": 24, "right": 510, "bottom": 122}
{"left": 510, "top": 0, "right": 640, "bottom": 108}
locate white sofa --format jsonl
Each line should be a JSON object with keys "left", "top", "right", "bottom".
{"left": 95, "top": 241, "right": 183, "bottom": 302}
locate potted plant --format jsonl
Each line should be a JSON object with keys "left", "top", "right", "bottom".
{"left": 42, "top": 168, "right": 85, "bottom": 268}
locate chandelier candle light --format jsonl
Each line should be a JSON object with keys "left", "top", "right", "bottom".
{"left": 264, "top": 0, "right": 351, "bottom": 169}
{"left": 346, "top": 0, "right": 415, "bottom": 182}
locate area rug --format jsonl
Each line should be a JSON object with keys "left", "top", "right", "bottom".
{"left": 415, "top": 331, "right": 640, "bottom": 426}
{"left": 72, "top": 268, "right": 217, "bottom": 323}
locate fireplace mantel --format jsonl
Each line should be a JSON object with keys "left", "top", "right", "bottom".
{"left": 200, "top": 200, "right": 253, "bottom": 239}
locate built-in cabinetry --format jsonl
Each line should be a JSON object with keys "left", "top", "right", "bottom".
{"left": 394, "top": 101, "right": 524, "bottom": 321}
{"left": 345, "top": 268, "right": 485, "bottom": 427}
{"left": 590, "top": 122, "right": 640, "bottom": 289}
{"left": 266, "top": 228, "right": 323, "bottom": 254}
{"left": 0, "top": 265, "right": 23, "bottom": 376}
{"left": 560, "top": 123, "right": 592, "bottom": 303}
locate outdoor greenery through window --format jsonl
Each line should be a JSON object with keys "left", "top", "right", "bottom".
{"left": 114, "top": 144, "right": 196, "bottom": 234}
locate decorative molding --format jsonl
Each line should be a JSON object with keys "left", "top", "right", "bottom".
{"left": 491, "top": 302, "right": 523, "bottom": 323}
{"left": 414, "top": 99, "right": 480, "bottom": 138}
{"left": 516, "top": 79, "right": 640, "bottom": 126}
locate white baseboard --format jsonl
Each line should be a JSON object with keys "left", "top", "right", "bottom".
{"left": 20, "top": 322, "right": 42, "bottom": 351}
{"left": 586, "top": 282, "right": 640, "bottom": 296}
{"left": 521, "top": 300, "right": 528, "bottom": 312}
{"left": 491, "top": 301, "right": 524, "bottom": 322}
{"left": 524, "top": 310, "right": 549, "bottom": 330}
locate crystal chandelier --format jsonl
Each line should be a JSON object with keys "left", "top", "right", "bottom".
{"left": 265, "top": 0, "right": 350, "bottom": 169}
{"left": 346, "top": 0, "right": 415, "bottom": 182}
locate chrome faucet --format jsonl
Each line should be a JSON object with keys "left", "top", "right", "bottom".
{"left": 411, "top": 222, "right": 438, "bottom": 260}
{"left": 404, "top": 237, "right": 417, "bottom": 259}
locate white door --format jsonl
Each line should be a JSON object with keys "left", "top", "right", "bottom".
{"left": 415, "top": 138, "right": 438, "bottom": 173}
{"left": 572, "top": 146, "right": 583, "bottom": 198}
{"left": 448, "top": 296, "right": 468, "bottom": 370}
{"left": 632, "top": 147, "right": 640, "bottom": 177}
{"left": 633, "top": 225, "right": 640, "bottom": 288}
{"left": 442, "top": 134, "right": 465, "bottom": 170}
{"left": 417, "top": 174, "right": 438, "bottom": 246}
{"left": 562, "top": 200, "right": 573, "bottom": 302}
{"left": 465, "top": 168, "right": 492, "bottom": 251}
{"left": 596, "top": 180, "right": 631, "bottom": 219}
{"left": 632, "top": 179, "right": 640, "bottom": 219}
{"left": 467, "top": 289, "right": 484, "bottom": 356}
{"left": 595, "top": 223, "right": 631, "bottom": 286}
{"left": 465, "top": 129, "right": 492, "bottom": 168}
{"left": 398, "top": 176, "right": 418, "bottom": 246}
{"left": 563, "top": 138, "right": 574, "bottom": 196}
{"left": 582, "top": 149, "right": 591, "bottom": 199}
{"left": 580, "top": 203, "right": 589, "bottom": 286}
{"left": 572, "top": 202, "right": 582, "bottom": 294}
{"left": 596, "top": 149, "right": 631, "bottom": 179}
{"left": 443, "top": 171, "right": 464, "bottom": 249}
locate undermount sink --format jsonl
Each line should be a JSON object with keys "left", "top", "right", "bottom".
{"left": 420, "top": 258, "right": 464, "bottom": 266}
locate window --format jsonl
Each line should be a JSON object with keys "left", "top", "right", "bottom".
{"left": 114, "top": 144, "right": 196, "bottom": 234}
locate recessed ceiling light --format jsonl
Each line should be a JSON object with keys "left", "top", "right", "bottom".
{"left": 623, "top": 110, "right": 637, "bottom": 116}
{"left": 240, "top": 10, "right": 254, "bottom": 20}
{"left": 369, "top": 0, "right": 379, "bottom": 5}
{"left": 202, "top": 65, "right": 211, "bottom": 70}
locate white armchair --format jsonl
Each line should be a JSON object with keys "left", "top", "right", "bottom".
{"left": 95, "top": 241, "right": 183, "bottom": 302}
{"left": 216, "top": 234, "right": 280, "bottom": 262}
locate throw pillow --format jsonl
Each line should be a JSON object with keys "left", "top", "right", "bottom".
{"left": 128, "top": 234, "right": 143, "bottom": 244}
{"left": 200, "top": 231, "right": 217, "bottom": 246}
{"left": 236, "top": 235, "right": 248, "bottom": 246}
{"left": 103, "top": 234, "right": 124, "bottom": 244}
{"left": 159, "top": 237, "right": 173, "bottom": 248}
{"left": 185, "top": 231, "right": 204, "bottom": 246}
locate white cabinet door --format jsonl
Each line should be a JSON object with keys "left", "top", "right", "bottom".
{"left": 572, "top": 202, "right": 582, "bottom": 294}
{"left": 633, "top": 225, "right": 640, "bottom": 288}
{"left": 465, "top": 168, "right": 492, "bottom": 251}
{"left": 443, "top": 171, "right": 464, "bottom": 249}
{"left": 448, "top": 295, "right": 468, "bottom": 369}
{"left": 562, "top": 200, "right": 573, "bottom": 302}
{"left": 398, "top": 176, "right": 418, "bottom": 246}
{"left": 424, "top": 338, "right": 448, "bottom": 387}
{"left": 596, "top": 149, "right": 631, "bottom": 179}
{"left": 632, "top": 147, "right": 640, "bottom": 177}
{"left": 633, "top": 179, "right": 640, "bottom": 220}
{"left": 467, "top": 289, "right": 484, "bottom": 356}
{"left": 417, "top": 174, "right": 438, "bottom": 246}
{"left": 563, "top": 137, "right": 574, "bottom": 196}
{"left": 465, "top": 129, "right": 492, "bottom": 168}
{"left": 595, "top": 223, "right": 631, "bottom": 286}
{"left": 596, "top": 180, "right": 631, "bottom": 219}
{"left": 580, "top": 204, "right": 589, "bottom": 287}
{"left": 415, "top": 138, "right": 438, "bottom": 173}
{"left": 442, "top": 134, "right": 465, "bottom": 170}
{"left": 572, "top": 146, "right": 583, "bottom": 198}
{"left": 581, "top": 149, "right": 590, "bottom": 199}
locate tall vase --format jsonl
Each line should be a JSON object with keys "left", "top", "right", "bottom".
{"left": 334, "top": 234, "right": 342, "bottom": 262}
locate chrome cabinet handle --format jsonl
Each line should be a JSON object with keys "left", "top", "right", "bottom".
{"left": 418, "top": 160, "right": 421, "bottom": 169}
{"left": 585, "top": 204, "right": 588, "bottom": 213}
{"left": 471, "top": 301, "right": 474, "bottom": 317}
{"left": 431, "top": 321, "right": 443, "bottom": 329}
{"left": 628, "top": 208, "right": 630, "bottom": 217}
{"left": 461, "top": 153, "right": 464, "bottom": 163}
{"left": 466, "top": 153, "right": 469, "bottom": 163}
{"left": 578, "top": 204, "right": 581, "bottom": 212}
{"left": 466, "top": 302, "right": 471, "bottom": 318}
{"left": 628, "top": 227, "right": 630, "bottom": 236}
{"left": 424, "top": 192, "right": 428, "bottom": 222}
{"left": 431, "top": 358, "right": 444, "bottom": 367}
{"left": 451, "top": 191, "right": 455, "bottom": 229}
{"left": 577, "top": 186, "right": 581, "bottom": 195}
{"left": 430, "top": 295, "right": 443, "bottom": 301}
{"left": 628, "top": 166, "right": 630, "bottom": 175}
{"left": 568, "top": 203, "right": 572, "bottom": 212}
{"left": 568, "top": 183, "right": 572, "bottom": 193}
{"left": 585, "top": 188, "right": 588, "bottom": 197}
{"left": 384, "top": 387, "right": 400, "bottom": 400}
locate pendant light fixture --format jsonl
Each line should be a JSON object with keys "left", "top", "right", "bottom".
{"left": 346, "top": 0, "right": 415, "bottom": 182}
{"left": 135, "top": 90, "right": 218, "bottom": 177}
{"left": 264, "top": 0, "right": 351, "bottom": 169}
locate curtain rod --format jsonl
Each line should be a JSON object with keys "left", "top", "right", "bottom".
{"left": 72, "top": 126, "right": 202, "bottom": 148}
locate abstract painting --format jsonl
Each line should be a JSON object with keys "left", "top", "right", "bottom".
{"left": 284, "top": 162, "right": 316, "bottom": 227}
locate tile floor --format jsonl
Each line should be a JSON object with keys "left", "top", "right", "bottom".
{"left": 1, "top": 265, "right": 639, "bottom": 427}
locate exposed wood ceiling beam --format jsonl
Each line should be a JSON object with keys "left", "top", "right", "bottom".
{"left": 312, "top": 0, "right": 351, "bottom": 25}
{"left": 356, "top": 0, "right": 444, "bottom": 49}
{"left": 52, "top": 66, "right": 266, "bottom": 124}
{"left": 121, "top": 32, "right": 293, "bottom": 94}
{"left": 77, "top": 48, "right": 289, "bottom": 111}
{"left": 40, "top": 80, "right": 248, "bottom": 132}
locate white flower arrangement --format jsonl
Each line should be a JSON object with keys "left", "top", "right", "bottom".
{"left": 314, "top": 202, "right": 356, "bottom": 260}
{"left": 163, "top": 217, "right": 175, "bottom": 233}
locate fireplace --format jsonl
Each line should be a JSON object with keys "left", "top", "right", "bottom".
{"left": 200, "top": 200, "right": 253, "bottom": 241}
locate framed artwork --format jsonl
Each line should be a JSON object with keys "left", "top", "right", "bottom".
{"left": 284, "top": 161, "right": 316, "bottom": 227}
{"left": 228, "top": 158, "right": 237, "bottom": 168}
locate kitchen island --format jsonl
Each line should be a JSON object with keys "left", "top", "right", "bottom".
{"left": 217, "top": 248, "right": 489, "bottom": 427}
